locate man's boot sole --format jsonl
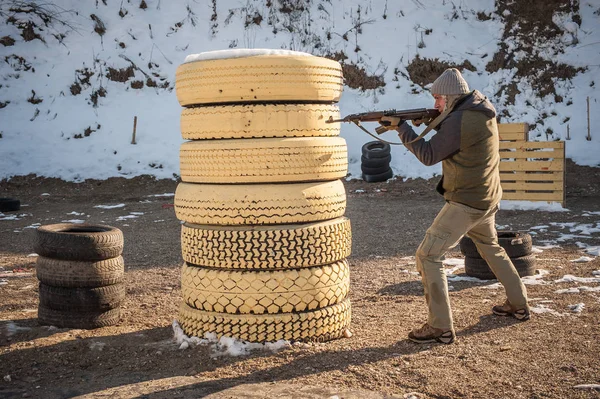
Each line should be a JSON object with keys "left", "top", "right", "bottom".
{"left": 493, "top": 308, "right": 530, "bottom": 321}
{"left": 408, "top": 335, "right": 455, "bottom": 345}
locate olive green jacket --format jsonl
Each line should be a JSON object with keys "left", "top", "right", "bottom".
{"left": 397, "top": 90, "right": 502, "bottom": 210}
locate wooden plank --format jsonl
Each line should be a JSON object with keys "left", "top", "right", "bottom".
{"left": 499, "top": 160, "right": 564, "bottom": 171}
{"left": 498, "top": 132, "right": 527, "bottom": 141}
{"left": 501, "top": 191, "right": 564, "bottom": 201}
{"left": 501, "top": 181, "right": 564, "bottom": 191}
{"left": 500, "top": 171, "right": 564, "bottom": 182}
{"left": 499, "top": 149, "right": 565, "bottom": 159}
{"left": 498, "top": 123, "right": 528, "bottom": 142}
{"left": 498, "top": 123, "right": 527, "bottom": 141}
{"left": 500, "top": 141, "right": 565, "bottom": 150}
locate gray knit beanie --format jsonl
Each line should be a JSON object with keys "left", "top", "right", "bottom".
{"left": 430, "top": 68, "right": 470, "bottom": 95}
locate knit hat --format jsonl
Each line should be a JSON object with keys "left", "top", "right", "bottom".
{"left": 430, "top": 68, "right": 470, "bottom": 95}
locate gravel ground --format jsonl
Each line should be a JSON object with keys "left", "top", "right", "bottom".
{"left": 0, "top": 160, "right": 599, "bottom": 399}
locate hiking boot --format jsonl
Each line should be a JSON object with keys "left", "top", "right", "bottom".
{"left": 492, "top": 300, "right": 530, "bottom": 321}
{"left": 408, "top": 323, "right": 455, "bottom": 344}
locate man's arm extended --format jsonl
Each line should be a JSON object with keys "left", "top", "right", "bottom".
{"left": 397, "top": 113, "right": 462, "bottom": 166}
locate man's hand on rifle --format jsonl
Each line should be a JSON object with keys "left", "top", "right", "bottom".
{"left": 378, "top": 116, "right": 405, "bottom": 132}
{"left": 412, "top": 117, "right": 426, "bottom": 127}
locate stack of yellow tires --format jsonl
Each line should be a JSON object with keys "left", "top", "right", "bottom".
{"left": 174, "top": 49, "right": 352, "bottom": 342}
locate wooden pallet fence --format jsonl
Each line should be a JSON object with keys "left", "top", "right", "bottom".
{"left": 498, "top": 140, "right": 566, "bottom": 206}
{"left": 498, "top": 122, "right": 528, "bottom": 142}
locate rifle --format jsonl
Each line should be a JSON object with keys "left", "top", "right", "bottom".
{"left": 326, "top": 108, "right": 441, "bottom": 144}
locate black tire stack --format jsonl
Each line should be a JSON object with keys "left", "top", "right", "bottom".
{"left": 460, "top": 231, "right": 536, "bottom": 280}
{"left": 361, "top": 141, "right": 393, "bottom": 182}
{"left": 0, "top": 198, "right": 20, "bottom": 212}
{"left": 33, "top": 224, "right": 125, "bottom": 329}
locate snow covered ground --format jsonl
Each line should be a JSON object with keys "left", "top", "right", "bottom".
{"left": 0, "top": 0, "right": 598, "bottom": 186}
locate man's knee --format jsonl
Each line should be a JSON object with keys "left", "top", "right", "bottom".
{"left": 416, "top": 230, "right": 450, "bottom": 261}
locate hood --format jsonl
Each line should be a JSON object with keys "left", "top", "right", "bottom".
{"left": 454, "top": 90, "right": 497, "bottom": 119}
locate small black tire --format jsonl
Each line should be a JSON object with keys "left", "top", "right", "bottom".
{"left": 38, "top": 305, "right": 120, "bottom": 329}
{"left": 36, "top": 256, "right": 125, "bottom": 288}
{"left": 361, "top": 164, "right": 390, "bottom": 175}
{"left": 38, "top": 283, "right": 125, "bottom": 311}
{"left": 0, "top": 198, "right": 20, "bottom": 212}
{"left": 361, "top": 155, "right": 391, "bottom": 168}
{"left": 34, "top": 223, "right": 124, "bottom": 261}
{"left": 464, "top": 254, "right": 536, "bottom": 280}
{"left": 460, "top": 231, "right": 533, "bottom": 258}
{"left": 361, "top": 141, "right": 391, "bottom": 159}
{"left": 362, "top": 168, "right": 394, "bottom": 183}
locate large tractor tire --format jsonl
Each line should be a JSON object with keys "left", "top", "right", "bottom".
{"left": 179, "top": 137, "right": 348, "bottom": 183}
{"left": 181, "top": 217, "right": 351, "bottom": 270}
{"left": 178, "top": 299, "right": 351, "bottom": 343}
{"left": 174, "top": 180, "right": 346, "bottom": 225}
{"left": 181, "top": 260, "right": 349, "bottom": 314}
{"left": 181, "top": 104, "right": 340, "bottom": 140}
{"left": 175, "top": 54, "right": 343, "bottom": 106}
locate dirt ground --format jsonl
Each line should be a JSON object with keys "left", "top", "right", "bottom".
{"left": 1, "top": 160, "right": 599, "bottom": 399}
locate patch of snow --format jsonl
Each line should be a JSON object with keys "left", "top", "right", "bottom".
{"left": 4, "top": 321, "right": 31, "bottom": 336}
{"left": 521, "top": 269, "right": 550, "bottom": 285}
{"left": 172, "top": 320, "right": 291, "bottom": 357}
{"left": 530, "top": 304, "right": 565, "bottom": 317}
{"left": 499, "top": 201, "right": 568, "bottom": 212}
{"left": 554, "top": 275, "right": 600, "bottom": 284}
{"left": 147, "top": 193, "right": 175, "bottom": 197}
{"left": 568, "top": 303, "right": 585, "bottom": 313}
{"left": 89, "top": 341, "right": 106, "bottom": 351}
{"left": 443, "top": 258, "right": 465, "bottom": 267}
{"left": 574, "top": 384, "right": 600, "bottom": 390}
{"left": 570, "top": 256, "right": 595, "bottom": 263}
{"left": 94, "top": 204, "right": 126, "bottom": 209}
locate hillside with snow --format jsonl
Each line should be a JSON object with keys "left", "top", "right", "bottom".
{"left": 0, "top": 0, "right": 599, "bottom": 182}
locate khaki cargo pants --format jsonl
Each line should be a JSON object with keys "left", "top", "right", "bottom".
{"left": 415, "top": 201, "right": 528, "bottom": 330}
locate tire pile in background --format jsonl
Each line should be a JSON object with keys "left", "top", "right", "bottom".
{"left": 173, "top": 50, "right": 352, "bottom": 343}
{"left": 34, "top": 224, "right": 125, "bottom": 328}
{"left": 361, "top": 141, "right": 393, "bottom": 182}
{"left": 0, "top": 198, "right": 20, "bottom": 212}
{"left": 460, "top": 231, "right": 535, "bottom": 280}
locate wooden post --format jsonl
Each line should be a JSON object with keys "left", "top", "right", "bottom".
{"left": 131, "top": 116, "right": 137, "bottom": 144}
{"left": 566, "top": 124, "right": 570, "bottom": 140}
{"left": 587, "top": 97, "right": 591, "bottom": 141}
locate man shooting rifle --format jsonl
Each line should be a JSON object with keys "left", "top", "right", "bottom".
{"left": 376, "top": 68, "right": 531, "bottom": 344}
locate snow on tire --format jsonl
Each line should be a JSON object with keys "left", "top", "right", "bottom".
{"left": 181, "top": 104, "right": 341, "bottom": 140}
{"left": 179, "top": 137, "right": 348, "bottom": 183}
{"left": 175, "top": 54, "right": 343, "bottom": 106}
{"left": 174, "top": 180, "right": 346, "bottom": 225}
